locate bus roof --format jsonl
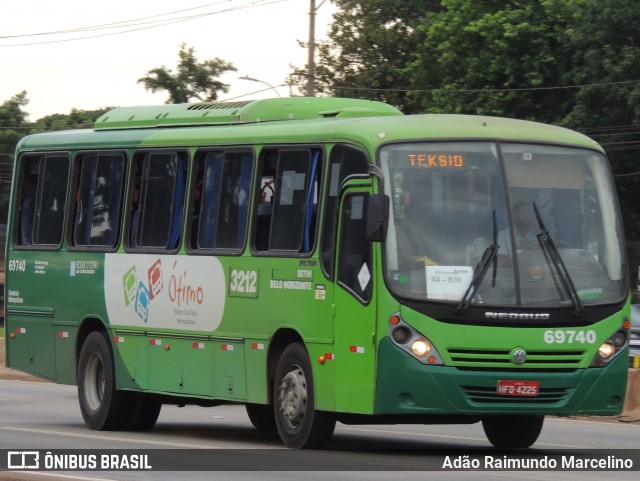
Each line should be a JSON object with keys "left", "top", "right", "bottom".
{"left": 94, "top": 97, "right": 403, "bottom": 130}
{"left": 16, "top": 98, "right": 602, "bottom": 154}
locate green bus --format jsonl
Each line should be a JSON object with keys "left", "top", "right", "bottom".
{"left": 4, "top": 97, "right": 630, "bottom": 449}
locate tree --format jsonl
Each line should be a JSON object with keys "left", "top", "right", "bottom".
{"left": 34, "top": 108, "right": 112, "bottom": 132}
{"left": 306, "top": 0, "right": 439, "bottom": 113}
{"left": 0, "top": 91, "right": 30, "bottom": 158}
{"left": 408, "top": 0, "right": 583, "bottom": 122}
{"left": 138, "top": 44, "right": 237, "bottom": 104}
{"left": 0, "top": 91, "right": 30, "bottom": 223}
{"left": 561, "top": 0, "right": 640, "bottom": 241}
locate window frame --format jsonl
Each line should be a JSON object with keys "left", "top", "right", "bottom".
{"left": 336, "top": 192, "right": 374, "bottom": 304}
{"left": 250, "top": 145, "right": 324, "bottom": 257}
{"left": 320, "top": 144, "right": 370, "bottom": 279}
{"left": 124, "top": 148, "right": 190, "bottom": 253}
{"left": 185, "top": 147, "right": 255, "bottom": 256}
{"left": 67, "top": 150, "right": 127, "bottom": 252}
{"left": 14, "top": 151, "right": 71, "bottom": 251}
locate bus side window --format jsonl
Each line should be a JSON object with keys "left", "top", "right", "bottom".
{"left": 215, "top": 151, "right": 252, "bottom": 250}
{"left": 128, "top": 151, "right": 187, "bottom": 250}
{"left": 72, "top": 153, "right": 125, "bottom": 248}
{"left": 197, "top": 152, "right": 223, "bottom": 249}
{"left": 338, "top": 193, "right": 373, "bottom": 302}
{"left": 189, "top": 150, "right": 253, "bottom": 253}
{"left": 254, "top": 148, "right": 322, "bottom": 254}
{"left": 17, "top": 154, "right": 70, "bottom": 248}
{"left": 320, "top": 145, "right": 369, "bottom": 277}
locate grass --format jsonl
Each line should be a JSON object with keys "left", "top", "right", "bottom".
{"left": 0, "top": 327, "right": 4, "bottom": 338}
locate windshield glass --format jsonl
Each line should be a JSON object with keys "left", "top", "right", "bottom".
{"left": 380, "top": 142, "right": 626, "bottom": 308}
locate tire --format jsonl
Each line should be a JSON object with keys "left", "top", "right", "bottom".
{"left": 482, "top": 415, "right": 544, "bottom": 449}
{"left": 246, "top": 403, "right": 276, "bottom": 431}
{"left": 125, "top": 393, "right": 162, "bottom": 431}
{"left": 77, "top": 331, "right": 130, "bottom": 430}
{"left": 273, "top": 343, "right": 335, "bottom": 448}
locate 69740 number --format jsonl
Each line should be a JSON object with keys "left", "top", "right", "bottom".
{"left": 544, "top": 329, "right": 596, "bottom": 344}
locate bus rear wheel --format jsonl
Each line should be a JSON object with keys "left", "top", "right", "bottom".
{"left": 273, "top": 343, "right": 335, "bottom": 448}
{"left": 77, "top": 331, "right": 130, "bottom": 430}
{"left": 482, "top": 415, "right": 544, "bottom": 448}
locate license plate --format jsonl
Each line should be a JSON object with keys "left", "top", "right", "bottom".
{"left": 496, "top": 380, "right": 540, "bottom": 397}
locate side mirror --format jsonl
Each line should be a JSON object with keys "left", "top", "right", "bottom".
{"left": 366, "top": 194, "right": 389, "bottom": 242}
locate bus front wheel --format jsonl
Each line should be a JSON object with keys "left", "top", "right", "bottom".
{"left": 273, "top": 343, "right": 335, "bottom": 448}
{"left": 77, "top": 331, "right": 130, "bottom": 430}
{"left": 482, "top": 415, "right": 544, "bottom": 448}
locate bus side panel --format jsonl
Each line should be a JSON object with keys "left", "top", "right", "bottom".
{"left": 5, "top": 314, "right": 56, "bottom": 380}
{"left": 112, "top": 332, "right": 149, "bottom": 391}
{"left": 148, "top": 336, "right": 215, "bottom": 397}
{"left": 306, "top": 342, "right": 337, "bottom": 411}
{"left": 218, "top": 255, "right": 336, "bottom": 409}
{"left": 244, "top": 338, "right": 269, "bottom": 405}
{"left": 213, "top": 340, "right": 246, "bottom": 400}
{"left": 5, "top": 250, "right": 62, "bottom": 382}
{"left": 53, "top": 323, "right": 78, "bottom": 385}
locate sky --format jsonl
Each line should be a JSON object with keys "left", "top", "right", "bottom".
{"left": 0, "top": 0, "right": 337, "bottom": 121}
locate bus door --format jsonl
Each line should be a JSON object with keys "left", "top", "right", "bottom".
{"left": 333, "top": 187, "right": 382, "bottom": 413}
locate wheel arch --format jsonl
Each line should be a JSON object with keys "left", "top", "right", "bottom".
{"left": 76, "top": 317, "right": 109, "bottom": 367}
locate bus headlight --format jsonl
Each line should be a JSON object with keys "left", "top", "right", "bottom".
{"left": 388, "top": 313, "right": 443, "bottom": 365}
{"left": 411, "top": 339, "right": 431, "bottom": 358}
{"left": 591, "top": 322, "right": 628, "bottom": 367}
{"left": 598, "top": 342, "right": 615, "bottom": 360}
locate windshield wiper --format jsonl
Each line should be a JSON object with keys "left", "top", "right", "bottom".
{"left": 456, "top": 211, "right": 499, "bottom": 312}
{"left": 533, "top": 203, "right": 584, "bottom": 315}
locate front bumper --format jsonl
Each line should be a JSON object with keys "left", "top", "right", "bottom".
{"left": 374, "top": 337, "right": 628, "bottom": 416}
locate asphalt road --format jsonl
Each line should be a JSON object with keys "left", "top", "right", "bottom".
{"left": 0, "top": 379, "right": 639, "bottom": 481}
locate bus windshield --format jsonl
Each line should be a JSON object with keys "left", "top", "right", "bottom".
{"left": 380, "top": 142, "right": 626, "bottom": 309}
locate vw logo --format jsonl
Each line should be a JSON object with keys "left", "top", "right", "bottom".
{"left": 512, "top": 348, "right": 527, "bottom": 365}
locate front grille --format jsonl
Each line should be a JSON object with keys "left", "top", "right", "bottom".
{"left": 462, "top": 385, "right": 570, "bottom": 404}
{"left": 448, "top": 348, "right": 586, "bottom": 369}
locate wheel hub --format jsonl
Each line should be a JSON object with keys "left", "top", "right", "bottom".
{"left": 84, "top": 352, "right": 105, "bottom": 412}
{"left": 278, "top": 366, "right": 307, "bottom": 430}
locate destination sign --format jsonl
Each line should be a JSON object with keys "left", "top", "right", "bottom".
{"left": 408, "top": 153, "right": 464, "bottom": 168}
